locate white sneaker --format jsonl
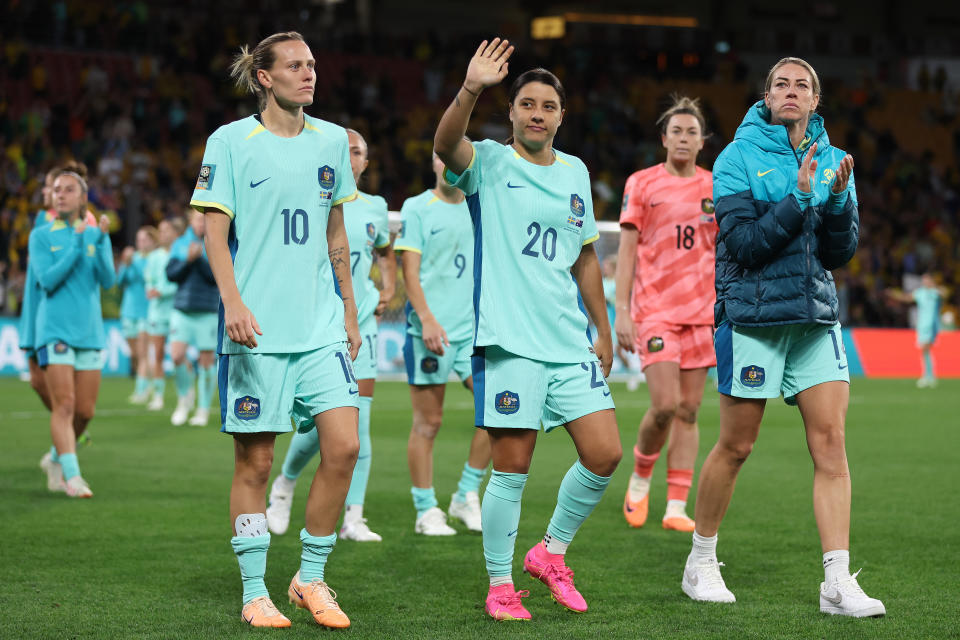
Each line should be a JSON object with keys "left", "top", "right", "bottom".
{"left": 65, "top": 475, "right": 93, "bottom": 498}
{"left": 266, "top": 475, "right": 295, "bottom": 535}
{"left": 171, "top": 397, "right": 191, "bottom": 426}
{"left": 682, "top": 559, "right": 736, "bottom": 603}
{"left": 414, "top": 506, "right": 457, "bottom": 536}
{"left": 820, "top": 569, "right": 885, "bottom": 617}
{"left": 39, "top": 452, "right": 65, "bottom": 492}
{"left": 188, "top": 408, "right": 209, "bottom": 427}
{"left": 146, "top": 392, "right": 164, "bottom": 411}
{"left": 340, "top": 518, "right": 382, "bottom": 542}
{"left": 128, "top": 391, "right": 150, "bottom": 405}
{"left": 448, "top": 491, "right": 482, "bottom": 531}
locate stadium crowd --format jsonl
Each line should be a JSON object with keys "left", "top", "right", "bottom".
{"left": 0, "top": 1, "right": 957, "bottom": 326}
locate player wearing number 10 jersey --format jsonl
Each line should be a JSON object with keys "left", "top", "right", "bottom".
{"left": 190, "top": 32, "right": 361, "bottom": 629}
{"left": 436, "top": 42, "right": 622, "bottom": 622}
{"left": 615, "top": 96, "right": 717, "bottom": 533}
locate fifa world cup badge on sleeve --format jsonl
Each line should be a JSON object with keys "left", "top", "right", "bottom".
{"left": 196, "top": 164, "right": 215, "bottom": 190}
{"left": 234, "top": 396, "right": 261, "bottom": 420}
{"left": 495, "top": 391, "right": 520, "bottom": 415}
{"left": 740, "top": 365, "right": 765, "bottom": 388}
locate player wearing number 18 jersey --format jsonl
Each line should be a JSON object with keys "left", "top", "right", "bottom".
{"left": 191, "top": 32, "right": 361, "bottom": 629}
{"left": 616, "top": 96, "right": 717, "bottom": 532}
{"left": 436, "top": 44, "right": 621, "bottom": 621}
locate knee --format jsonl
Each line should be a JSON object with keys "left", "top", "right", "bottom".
{"left": 75, "top": 405, "right": 95, "bottom": 423}
{"left": 718, "top": 439, "right": 754, "bottom": 467}
{"left": 675, "top": 400, "right": 700, "bottom": 425}
{"left": 238, "top": 452, "right": 273, "bottom": 488}
{"left": 809, "top": 424, "right": 847, "bottom": 463}
{"left": 584, "top": 441, "right": 623, "bottom": 478}
{"left": 649, "top": 403, "right": 677, "bottom": 430}
{"left": 412, "top": 416, "right": 442, "bottom": 440}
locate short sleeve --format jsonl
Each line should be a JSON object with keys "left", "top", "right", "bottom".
{"left": 442, "top": 142, "right": 482, "bottom": 196}
{"left": 393, "top": 198, "right": 424, "bottom": 254}
{"left": 190, "top": 136, "right": 236, "bottom": 218}
{"left": 332, "top": 131, "right": 358, "bottom": 207}
{"left": 619, "top": 174, "right": 645, "bottom": 232}
{"left": 580, "top": 174, "right": 599, "bottom": 246}
{"left": 374, "top": 201, "right": 391, "bottom": 248}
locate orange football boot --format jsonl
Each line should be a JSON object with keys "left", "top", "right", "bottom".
{"left": 623, "top": 489, "right": 649, "bottom": 528}
{"left": 241, "top": 596, "right": 291, "bottom": 628}
{"left": 288, "top": 571, "right": 350, "bottom": 629}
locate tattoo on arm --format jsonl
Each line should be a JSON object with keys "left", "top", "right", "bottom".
{"left": 328, "top": 246, "right": 352, "bottom": 302}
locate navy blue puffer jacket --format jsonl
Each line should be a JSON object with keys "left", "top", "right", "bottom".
{"left": 713, "top": 100, "right": 859, "bottom": 327}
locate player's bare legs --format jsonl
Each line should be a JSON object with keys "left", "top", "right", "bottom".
{"left": 795, "top": 381, "right": 850, "bottom": 552}
{"left": 28, "top": 358, "right": 52, "bottom": 410}
{"left": 303, "top": 407, "right": 360, "bottom": 535}
{"left": 231, "top": 433, "right": 277, "bottom": 525}
{"left": 408, "top": 384, "right": 446, "bottom": 488}
{"left": 72, "top": 369, "right": 101, "bottom": 440}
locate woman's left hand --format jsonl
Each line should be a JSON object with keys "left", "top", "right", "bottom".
{"left": 831, "top": 154, "right": 854, "bottom": 194}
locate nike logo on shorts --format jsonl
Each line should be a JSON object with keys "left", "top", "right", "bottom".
{"left": 250, "top": 178, "right": 270, "bottom": 188}
{"left": 603, "top": 389, "right": 611, "bottom": 396}
{"left": 506, "top": 182, "right": 525, "bottom": 189}
{"left": 348, "top": 389, "right": 359, "bottom": 395}
{"left": 838, "top": 364, "right": 847, "bottom": 370}
{"left": 430, "top": 228, "right": 443, "bottom": 235}
{"left": 507, "top": 528, "right": 518, "bottom": 537}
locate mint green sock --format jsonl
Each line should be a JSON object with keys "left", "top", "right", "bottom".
{"left": 59, "top": 452, "right": 80, "bottom": 481}
{"left": 50, "top": 445, "right": 59, "bottom": 464}
{"left": 197, "top": 365, "right": 216, "bottom": 409}
{"left": 345, "top": 396, "right": 372, "bottom": 506}
{"left": 174, "top": 363, "right": 194, "bottom": 399}
{"left": 923, "top": 351, "right": 935, "bottom": 379}
{"left": 546, "top": 460, "right": 611, "bottom": 544}
{"left": 411, "top": 486, "right": 438, "bottom": 518}
{"left": 299, "top": 529, "right": 336, "bottom": 582}
{"left": 231, "top": 534, "right": 270, "bottom": 604}
{"left": 281, "top": 430, "right": 320, "bottom": 481}
{"left": 153, "top": 377, "right": 165, "bottom": 398}
{"left": 481, "top": 471, "right": 527, "bottom": 578}
{"left": 134, "top": 376, "right": 148, "bottom": 395}
{"left": 455, "top": 462, "right": 487, "bottom": 501}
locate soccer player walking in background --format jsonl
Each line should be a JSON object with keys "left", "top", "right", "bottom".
{"left": 681, "top": 57, "right": 885, "bottom": 617}
{"left": 267, "top": 128, "right": 397, "bottom": 542}
{"left": 166, "top": 210, "right": 220, "bottom": 426}
{"left": 193, "top": 31, "right": 361, "bottom": 629}
{"left": 615, "top": 96, "right": 717, "bottom": 532}
{"left": 394, "top": 152, "right": 490, "bottom": 536}
{"left": 30, "top": 169, "right": 114, "bottom": 498}
{"left": 143, "top": 219, "right": 177, "bottom": 411}
{"left": 886, "top": 272, "right": 948, "bottom": 387}
{"left": 118, "top": 225, "right": 155, "bottom": 404}
{"left": 435, "top": 39, "right": 621, "bottom": 621}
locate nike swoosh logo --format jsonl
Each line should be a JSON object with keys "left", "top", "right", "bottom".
{"left": 250, "top": 178, "right": 270, "bottom": 188}
{"left": 430, "top": 228, "right": 443, "bottom": 235}
{"left": 838, "top": 364, "right": 847, "bottom": 370}
{"left": 757, "top": 169, "right": 774, "bottom": 177}
{"left": 821, "top": 590, "right": 842, "bottom": 605}
{"left": 603, "top": 389, "right": 611, "bottom": 396}
{"left": 650, "top": 201, "right": 664, "bottom": 207}
{"left": 243, "top": 613, "right": 254, "bottom": 623}
{"left": 625, "top": 501, "right": 635, "bottom": 513}
{"left": 349, "top": 389, "right": 359, "bottom": 395}
{"left": 507, "top": 528, "right": 518, "bottom": 537}
{"left": 292, "top": 586, "right": 303, "bottom": 600}
{"left": 51, "top": 246, "right": 62, "bottom": 252}
{"left": 685, "top": 569, "right": 699, "bottom": 586}
{"left": 506, "top": 182, "right": 525, "bottom": 189}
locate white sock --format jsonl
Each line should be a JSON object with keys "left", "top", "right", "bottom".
{"left": 489, "top": 575, "right": 513, "bottom": 587}
{"left": 344, "top": 504, "right": 363, "bottom": 524}
{"left": 628, "top": 472, "right": 651, "bottom": 501}
{"left": 688, "top": 531, "right": 717, "bottom": 565}
{"left": 823, "top": 549, "right": 850, "bottom": 583}
{"left": 543, "top": 533, "right": 569, "bottom": 555}
{"left": 665, "top": 499, "right": 688, "bottom": 517}
{"left": 276, "top": 474, "right": 296, "bottom": 492}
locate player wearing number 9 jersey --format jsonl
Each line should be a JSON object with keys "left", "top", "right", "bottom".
{"left": 436, "top": 42, "right": 622, "bottom": 622}
{"left": 267, "top": 128, "right": 397, "bottom": 544}
{"left": 190, "top": 32, "right": 360, "bottom": 630}
{"left": 394, "top": 153, "right": 491, "bottom": 537}
{"left": 615, "top": 96, "right": 716, "bottom": 533}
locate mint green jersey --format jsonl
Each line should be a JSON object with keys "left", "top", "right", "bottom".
{"left": 190, "top": 114, "right": 357, "bottom": 355}
{"left": 913, "top": 287, "right": 941, "bottom": 333}
{"left": 395, "top": 190, "right": 474, "bottom": 343}
{"left": 445, "top": 140, "right": 599, "bottom": 363}
{"left": 344, "top": 192, "right": 390, "bottom": 324}
{"left": 144, "top": 247, "right": 176, "bottom": 320}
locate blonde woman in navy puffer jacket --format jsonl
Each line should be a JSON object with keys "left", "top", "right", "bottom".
{"left": 679, "top": 57, "right": 886, "bottom": 619}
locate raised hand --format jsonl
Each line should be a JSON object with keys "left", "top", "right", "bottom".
{"left": 464, "top": 38, "right": 515, "bottom": 94}
{"left": 98, "top": 214, "right": 110, "bottom": 234}
{"left": 831, "top": 154, "right": 854, "bottom": 194}
{"left": 797, "top": 142, "right": 818, "bottom": 193}
{"left": 121, "top": 246, "right": 135, "bottom": 263}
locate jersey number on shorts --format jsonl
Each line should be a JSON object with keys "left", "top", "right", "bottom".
{"left": 522, "top": 222, "right": 557, "bottom": 261}
{"left": 280, "top": 208, "right": 310, "bottom": 245}
{"left": 675, "top": 225, "right": 695, "bottom": 250}
{"left": 580, "top": 362, "right": 605, "bottom": 389}
{"left": 334, "top": 351, "right": 357, "bottom": 383}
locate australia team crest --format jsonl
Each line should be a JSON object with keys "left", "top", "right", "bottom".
{"left": 234, "top": 395, "right": 261, "bottom": 420}
{"left": 495, "top": 390, "right": 520, "bottom": 415}
{"left": 740, "top": 365, "right": 765, "bottom": 388}
{"left": 318, "top": 165, "right": 335, "bottom": 190}
{"left": 366, "top": 222, "right": 376, "bottom": 240}
{"left": 570, "top": 194, "right": 585, "bottom": 217}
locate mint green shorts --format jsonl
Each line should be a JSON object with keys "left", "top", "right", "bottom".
{"left": 352, "top": 313, "right": 378, "bottom": 381}
{"left": 122, "top": 317, "right": 148, "bottom": 339}
{"left": 715, "top": 321, "right": 849, "bottom": 404}
{"left": 403, "top": 333, "right": 472, "bottom": 385}
{"left": 169, "top": 309, "right": 218, "bottom": 352}
{"left": 218, "top": 342, "right": 359, "bottom": 434}
{"left": 37, "top": 342, "right": 104, "bottom": 371}
{"left": 472, "top": 345, "right": 615, "bottom": 432}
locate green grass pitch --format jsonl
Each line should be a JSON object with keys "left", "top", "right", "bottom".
{"left": 2, "top": 377, "right": 957, "bottom": 639}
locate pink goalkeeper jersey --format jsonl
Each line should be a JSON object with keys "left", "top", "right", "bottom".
{"left": 620, "top": 163, "right": 717, "bottom": 325}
